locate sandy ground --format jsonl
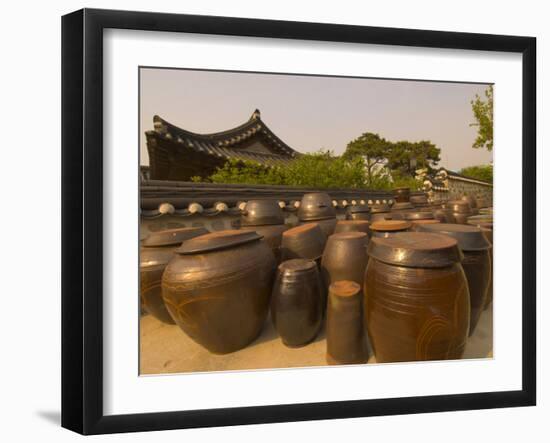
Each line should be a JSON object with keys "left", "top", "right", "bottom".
{"left": 140, "top": 305, "right": 493, "bottom": 375}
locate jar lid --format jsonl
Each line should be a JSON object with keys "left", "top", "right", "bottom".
{"left": 368, "top": 232, "right": 462, "bottom": 268}
{"left": 142, "top": 226, "right": 209, "bottom": 247}
{"left": 404, "top": 211, "right": 435, "bottom": 221}
{"left": 329, "top": 280, "right": 361, "bottom": 298}
{"left": 176, "top": 230, "right": 262, "bottom": 254}
{"left": 416, "top": 223, "right": 491, "bottom": 251}
{"left": 370, "top": 220, "right": 412, "bottom": 232}
{"left": 391, "top": 202, "right": 415, "bottom": 211}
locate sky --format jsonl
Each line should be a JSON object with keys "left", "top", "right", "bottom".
{"left": 139, "top": 68, "right": 493, "bottom": 172}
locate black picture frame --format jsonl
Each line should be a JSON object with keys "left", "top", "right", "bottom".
{"left": 61, "top": 8, "right": 536, "bottom": 435}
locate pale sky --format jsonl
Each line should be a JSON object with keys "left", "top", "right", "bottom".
{"left": 139, "top": 68, "right": 493, "bottom": 171}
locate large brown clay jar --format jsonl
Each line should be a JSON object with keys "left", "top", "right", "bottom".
{"left": 321, "top": 232, "right": 369, "bottom": 289}
{"left": 140, "top": 227, "right": 208, "bottom": 324}
{"left": 418, "top": 223, "right": 491, "bottom": 335}
{"left": 467, "top": 216, "right": 494, "bottom": 310}
{"left": 271, "top": 259, "right": 323, "bottom": 347}
{"left": 365, "top": 232, "right": 470, "bottom": 363}
{"left": 162, "top": 230, "right": 276, "bottom": 354}
{"left": 326, "top": 281, "right": 368, "bottom": 365}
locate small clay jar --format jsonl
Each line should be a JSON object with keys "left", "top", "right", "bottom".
{"left": 410, "top": 193, "right": 430, "bottom": 207}
{"left": 162, "top": 230, "right": 276, "bottom": 354}
{"left": 346, "top": 204, "right": 371, "bottom": 221}
{"left": 321, "top": 232, "right": 369, "bottom": 288}
{"left": 364, "top": 232, "right": 470, "bottom": 363}
{"left": 271, "top": 259, "right": 323, "bottom": 347}
{"left": 140, "top": 227, "right": 208, "bottom": 324}
{"left": 281, "top": 223, "right": 326, "bottom": 262}
{"left": 240, "top": 199, "right": 285, "bottom": 227}
{"left": 445, "top": 200, "right": 473, "bottom": 224}
{"left": 393, "top": 187, "right": 411, "bottom": 203}
{"left": 369, "top": 220, "right": 412, "bottom": 238}
{"left": 334, "top": 220, "right": 370, "bottom": 235}
{"left": 297, "top": 192, "right": 336, "bottom": 221}
{"left": 418, "top": 223, "right": 491, "bottom": 335}
{"left": 433, "top": 208, "right": 455, "bottom": 223}
{"left": 326, "top": 281, "right": 368, "bottom": 365}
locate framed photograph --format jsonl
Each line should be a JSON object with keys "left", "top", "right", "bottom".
{"left": 62, "top": 8, "right": 536, "bottom": 435}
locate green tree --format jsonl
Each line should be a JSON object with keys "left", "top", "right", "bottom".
{"left": 470, "top": 85, "right": 494, "bottom": 151}
{"left": 386, "top": 140, "right": 441, "bottom": 177}
{"left": 459, "top": 164, "right": 493, "bottom": 183}
{"left": 342, "top": 133, "right": 391, "bottom": 186}
{"left": 208, "top": 150, "right": 368, "bottom": 189}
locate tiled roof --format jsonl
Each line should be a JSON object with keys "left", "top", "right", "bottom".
{"left": 145, "top": 110, "right": 298, "bottom": 178}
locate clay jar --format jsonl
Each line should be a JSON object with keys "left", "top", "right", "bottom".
{"left": 433, "top": 207, "right": 455, "bottom": 223}
{"left": 370, "top": 204, "right": 391, "bottom": 223}
{"left": 271, "top": 259, "right": 323, "bottom": 347}
{"left": 346, "top": 204, "right": 371, "bottom": 221}
{"left": 393, "top": 187, "right": 411, "bottom": 203}
{"left": 410, "top": 193, "right": 430, "bottom": 207}
{"left": 326, "top": 281, "right": 368, "bottom": 365}
{"left": 467, "top": 216, "right": 494, "bottom": 310}
{"left": 162, "top": 230, "right": 276, "bottom": 354}
{"left": 461, "top": 195, "right": 478, "bottom": 214}
{"left": 281, "top": 223, "right": 326, "bottom": 262}
{"left": 140, "top": 227, "right": 208, "bottom": 324}
{"left": 321, "top": 232, "right": 369, "bottom": 289}
{"left": 418, "top": 223, "right": 491, "bottom": 336}
{"left": 404, "top": 211, "right": 439, "bottom": 231}
{"left": 369, "top": 220, "right": 412, "bottom": 238}
{"left": 297, "top": 192, "right": 337, "bottom": 237}
{"left": 364, "top": 232, "right": 470, "bottom": 363}
{"left": 390, "top": 202, "right": 415, "bottom": 220}
{"left": 334, "top": 220, "right": 370, "bottom": 236}
{"left": 239, "top": 199, "right": 288, "bottom": 263}
{"left": 445, "top": 200, "right": 473, "bottom": 224}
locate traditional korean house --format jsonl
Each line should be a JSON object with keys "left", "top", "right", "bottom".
{"left": 145, "top": 109, "right": 299, "bottom": 181}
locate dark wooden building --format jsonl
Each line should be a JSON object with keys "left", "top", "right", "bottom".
{"left": 145, "top": 109, "right": 299, "bottom": 181}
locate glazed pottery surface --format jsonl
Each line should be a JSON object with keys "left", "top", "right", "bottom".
{"left": 140, "top": 227, "right": 208, "bottom": 324}
{"left": 321, "top": 232, "right": 369, "bottom": 289}
{"left": 364, "top": 232, "right": 470, "bottom": 363}
{"left": 410, "top": 193, "right": 429, "bottom": 207}
{"left": 241, "top": 199, "right": 285, "bottom": 227}
{"left": 326, "top": 280, "right": 367, "bottom": 365}
{"left": 162, "top": 230, "right": 276, "bottom": 354}
{"left": 346, "top": 204, "right": 371, "bottom": 221}
{"left": 281, "top": 223, "right": 326, "bottom": 261}
{"left": 417, "top": 223, "right": 491, "bottom": 335}
{"left": 239, "top": 224, "right": 288, "bottom": 263}
{"left": 311, "top": 217, "right": 338, "bottom": 237}
{"left": 433, "top": 208, "right": 455, "bottom": 223}
{"left": 334, "top": 220, "right": 370, "bottom": 235}
{"left": 297, "top": 192, "right": 336, "bottom": 221}
{"left": 271, "top": 259, "right": 323, "bottom": 347}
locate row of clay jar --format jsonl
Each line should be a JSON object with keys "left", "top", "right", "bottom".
{"left": 140, "top": 217, "right": 492, "bottom": 364}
